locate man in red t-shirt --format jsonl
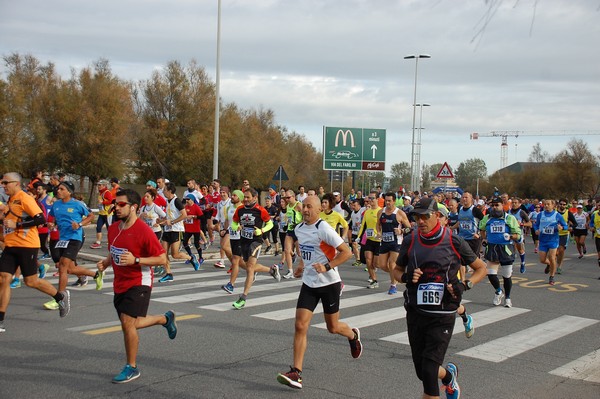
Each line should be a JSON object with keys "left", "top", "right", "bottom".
{"left": 97, "top": 188, "right": 176, "bottom": 384}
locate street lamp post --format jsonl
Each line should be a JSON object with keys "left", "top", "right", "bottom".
{"left": 415, "top": 103, "right": 430, "bottom": 190}
{"left": 212, "top": 0, "right": 222, "bottom": 180}
{"left": 404, "top": 54, "right": 430, "bottom": 192}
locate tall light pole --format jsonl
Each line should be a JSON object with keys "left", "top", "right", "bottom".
{"left": 212, "top": 0, "right": 222, "bottom": 180}
{"left": 415, "top": 103, "right": 430, "bottom": 190}
{"left": 404, "top": 54, "right": 430, "bottom": 192}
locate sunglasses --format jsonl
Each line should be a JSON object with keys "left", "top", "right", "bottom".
{"left": 413, "top": 213, "right": 432, "bottom": 221}
{"left": 115, "top": 201, "right": 132, "bottom": 207}
{"left": 0, "top": 180, "right": 17, "bottom": 185}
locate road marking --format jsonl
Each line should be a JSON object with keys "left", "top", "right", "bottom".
{"left": 153, "top": 278, "right": 303, "bottom": 304}
{"left": 77, "top": 314, "right": 202, "bottom": 335}
{"left": 457, "top": 315, "right": 598, "bottom": 362}
{"left": 151, "top": 275, "right": 273, "bottom": 294}
{"left": 380, "top": 304, "right": 526, "bottom": 345}
{"left": 200, "top": 285, "right": 362, "bottom": 311}
{"left": 254, "top": 291, "right": 400, "bottom": 321}
{"left": 549, "top": 349, "right": 600, "bottom": 383}
{"left": 312, "top": 306, "right": 407, "bottom": 329}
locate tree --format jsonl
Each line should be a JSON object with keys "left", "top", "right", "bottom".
{"left": 454, "top": 158, "right": 488, "bottom": 192}
{"left": 552, "top": 139, "right": 599, "bottom": 198}
{"left": 528, "top": 142, "right": 550, "bottom": 163}
{"left": 388, "top": 162, "right": 411, "bottom": 191}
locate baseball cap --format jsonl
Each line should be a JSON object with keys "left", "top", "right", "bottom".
{"left": 110, "top": 177, "right": 119, "bottom": 184}
{"left": 576, "top": 204, "right": 583, "bottom": 208}
{"left": 60, "top": 181, "right": 75, "bottom": 194}
{"left": 146, "top": 180, "right": 157, "bottom": 188}
{"left": 477, "top": 199, "right": 485, "bottom": 206}
{"left": 333, "top": 191, "right": 340, "bottom": 196}
{"left": 97, "top": 179, "right": 109, "bottom": 186}
{"left": 490, "top": 197, "right": 502, "bottom": 204}
{"left": 437, "top": 206, "right": 449, "bottom": 218}
{"left": 411, "top": 197, "right": 438, "bottom": 215}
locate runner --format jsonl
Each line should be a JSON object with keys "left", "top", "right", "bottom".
{"left": 276, "top": 195, "right": 361, "bottom": 390}
{"left": 555, "top": 199, "right": 577, "bottom": 274}
{"left": 348, "top": 199, "right": 365, "bottom": 267}
{"left": 96, "top": 188, "right": 177, "bottom": 384}
{"left": 181, "top": 194, "right": 205, "bottom": 269}
{"left": 376, "top": 192, "right": 411, "bottom": 295}
{"left": 533, "top": 199, "right": 568, "bottom": 285}
{"left": 589, "top": 202, "right": 600, "bottom": 276}
{"left": 220, "top": 190, "right": 244, "bottom": 294}
{"left": 480, "top": 197, "right": 522, "bottom": 307}
{"left": 508, "top": 197, "right": 531, "bottom": 273}
{"left": 457, "top": 192, "right": 485, "bottom": 258}
{"left": 573, "top": 204, "right": 589, "bottom": 259}
{"left": 231, "top": 188, "right": 280, "bottom": 309}
{"left": 138, "top": 188, "right": 167, "bottom": 276}
{"left": 356, "top": 191, "right": 382, "bottom": 289}
{"left": 283, "top": 189, "right": 303, "bottom": 279}
{"left": 0, "top": 173, "right": 70, "bottom": 332}
{"left": 528, "top": 202, "right": 542, "bottom": 253}
{"left": 90, "top": 179, "right": 113, "bottom": 249}
{"left": 393, "top": 197, "right": 487, "bottom": 398}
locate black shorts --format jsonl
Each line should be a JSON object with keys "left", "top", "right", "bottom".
{"left": 0, "top": 247, "right": 39, "bottom": 277}
{"left": 296, "top": 282, "right": 342, "bottom": 314}
{"left": 363, "top": 239, "right": 380, "bottom": 255}
{"left": 406, "top": 309, "right": 455, "bottom": 366}
{"left": 278, "top": 232, "right": 287, "bottom": 246}
{"left": 230, "top": 239, "right": 242, "bottom": 257}
{"left": 484, "top": 243, "right": 516, "bottom": 264}
{"left": 161, "top": 231, "right": 181, "bottom": 244}
{"left": 286, "top": 230, "right": 298, "bottom": 241}
{"left": 573, "top": 229, "right": 588, "bottom": 237}
{"left": 559, "top": 234, "right": 569, "bottom": 247}
{"left": 379, "top": 241, "right": 400, "bottom": 254}
{"left": 49, "top": 239, "right": 61, "bottom": 263}
{"left": 114, "top": 285, "right": 152, "bottom": 318}
{"left": 465, "top": 238, "right": 482, "bottom": 258}
{"left": 56, "top": 239, "right": 83, "bottom": 261}
{"left": 595, "top": 237, "right": 600, "bottom": 252}
{"left": 241, "top": 240, "right": 263, "bottom": 262}
{"left": 154, "top": 231, "right": 163, "bottom": 242}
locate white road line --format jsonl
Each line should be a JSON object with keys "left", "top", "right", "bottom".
{"left": 254, "top": 291, "right": 401, "bottom": 321}
{"left": 457, "top": 315, "right": 598, "bottom": 362}
{"left": 153, "top": 278, "right": 303, "bottom": 304}
{"left": 200, "top": 285, "right": 362, "bottom": 311}
{"left": 312, "top": 306, "right": 407, "bottom": 329}
{"left": 380, "top": 304, "right": 525, "bottom": 345}
{"left": 549, "top": 349, "right": 600, "bottom": 383}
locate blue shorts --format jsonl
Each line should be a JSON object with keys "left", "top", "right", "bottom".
{"left": 539, "top": 240, "right": 559, "bottom": 253}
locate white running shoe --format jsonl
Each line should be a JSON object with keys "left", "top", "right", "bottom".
{"left": 493, "top": 290, "right": 505, "bottom": 306}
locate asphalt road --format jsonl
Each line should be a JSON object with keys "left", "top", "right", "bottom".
{"left": 1, "top": 230, "right": 599, "bottom": 398}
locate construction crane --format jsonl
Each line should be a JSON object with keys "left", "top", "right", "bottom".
{"left": 470, "top": 130, "right": 600, "bottom": 169}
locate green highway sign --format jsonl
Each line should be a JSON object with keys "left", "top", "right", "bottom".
{"left": 323, "top": 126, "right": 386, "bottom": 171}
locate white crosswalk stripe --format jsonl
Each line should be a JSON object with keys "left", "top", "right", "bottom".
{"left": 549, "top": 349, "right": 600, "bottom": 383}
{"left": 457, "top": 315, "right": 598, "bottom": 362}
{"left": 254, "top": 291, "right": 400, "bottom": 321}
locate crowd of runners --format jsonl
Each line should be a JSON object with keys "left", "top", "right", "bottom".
{"left": 1, "top": 170, "right": 599, "bottom": 397}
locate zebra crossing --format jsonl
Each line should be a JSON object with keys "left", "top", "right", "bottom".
{"left": 65, "top": 261, "right": 600, "bottom": 381}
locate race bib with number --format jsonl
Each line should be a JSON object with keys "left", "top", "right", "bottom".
{"left": 163, "top": 224, "right": 172, "bottom": 232}
{"left": 110, "top": 246, "right": 128, "bottom": 266}
{"left": 366, "top": 228, "right": 375, "bottom": 238}
{"left": 459, "top": 221, "right": 472, "bottom": 231}
{"left": 417, "top": 283, "right": 444, "bottom": 306}
{"left": 55, "top": 240, "right": 69, "bottom": 249}
{"left": 352, "top": 224, "right": 360, "bottom": 234}
{"left": 3, "top": 225, "right": 14, "bottom": 235}
{"left": 229, "top": 227, "right": 240, "bottom": 239}
{"left": 542, "top": 226, "right": 555, "bottom": 234}
{"left": 382, "top": 232, "right": 395, "bottom": 242}
{"left": 241, "top": 227, "right": 255, "bottom": 239}
{"left": 299, "top": 244, "right": 315, "bottom": 261}
{"left": 490, "top": 224, "right": 505, "bottom": 233}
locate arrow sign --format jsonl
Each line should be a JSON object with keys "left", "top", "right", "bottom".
{"left": 436, "top": 162, "right": 454, "bottom": 179}
{"left": 371, "top": 144, "right": 377, "bottom": 158}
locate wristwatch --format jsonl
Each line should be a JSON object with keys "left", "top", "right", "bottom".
{"left": 134, "top": 257, "right": 140, "bottom": 265}
{"left": 464, "top": 280, "right": 473, "bottom": 290}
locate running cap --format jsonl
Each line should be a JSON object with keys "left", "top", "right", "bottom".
{"left": 490, "top": 197, "right": 502, "bottom": 204}
{"left": 232, "top": 189, "right": 244, "bottom": 201}
{"left": 110, "top": 177, "right": 119, "bottom": 184}
{"left": 333, "top": 191, "right": 340, "bottom": 196}
{"left": 476, "top": 199, "right": 485, "bottom": 206}
{"left": 97, "top": 179, "right": 109, "bottom": 186}
{"left": 576, "top": 204, "right": 583, "bottom": 208}
{"left": 184, "top": 194, "right": 198, "bottom": 204}
{"left": 411, "top": 197, "right": 438, "bottom": 215}
{"left": 146, "top": 180, "right": 157, "bottom": 188}
{"left": 438, "top": 206, "right": 449, "bottom": 218}
{"left": 60, "top": 181, "right": 75, "bottom": 194}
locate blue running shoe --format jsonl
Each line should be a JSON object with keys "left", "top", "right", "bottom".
{"left": 10, "top": 277, "right": 21, "bottom": 289}
{"left": 221, "top": 282, "right": 234, "bottom": 294}
{"left": 184, "top": 259, "right": 191, "bottom": 264}
{"left": 520, "top": 261, "right": 526, "bottom": 274}
{"left": 463, "top": 314, "right": 474, "bottom": 338}
{"left": 158, "top": 274, "right": 174, "bottom": 283}
{"left": 387, "top": 285, "right": 398, "bottom": 295}
{"left": 38, "top": 264, "right": 49, "bottom": 279}
{"left": 445, "top": 362, "right": 460, "bottom": 399}
{"left": 112, "top": 364, "right": 141, "bottom": 384}
{"left": 198, "top": 257, "right": 205, "bottom": 266}
{"left": 191, "top": 256, "right": 200, "bottom": 271}
{"left": 163, "top": 310, "right": 177, "bottom": 339}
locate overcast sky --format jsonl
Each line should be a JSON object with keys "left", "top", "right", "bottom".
{"left": 1, "top": 0, "right": 599, "bottom": 175}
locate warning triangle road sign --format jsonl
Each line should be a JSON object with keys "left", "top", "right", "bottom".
{"left": 436, "top": 162, "right": 454, "bottom": 179}
{"left": 272, "top": 165, "right": 289, "bottom": 181}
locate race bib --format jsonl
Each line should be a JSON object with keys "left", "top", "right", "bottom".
{"left": 299, "top": 244, "right": 315, "bottom": 261}
{"left": 229, "top": 227, "right": 240, "bottom": 239}
{"left": 490, "top": 224, "right": 505, "bottom": 233}
{"left": 459, "top": 221, "right": 472, "bottom": 231}
{"left": 163, "top": 224, "right": 172, "bottom": 232}
{"left": 366, "top": 228, "right": 375, "bottom": 238}
{"left": 241, "top": 227, "right": 255, "bottom": 240}
{"left": 184, "top": 218, "right": 194, "bottom": 224}
{"left": 110, "top": 246, "right": 128, "bottom": 266}
{"left": 382, "top": 232, "right": 395, "bottom": 242}
{"left": 3, "top": 225, "right": 14, "bottom": 235}
{"left": 352, "top": 224, "right": 360, "bottom": 234}
{"left": 279, "top": 221, "right": 287, "bottom": 232}
{"left": 55, "top": 240, "right": 69, "bottom": 249}
{"left": 417, "top": 283, "right": 444, "bottom": 306}
{"left": 143, "top": 218, "right": 153, "bottom": 227}
{"left": 542, "top": 226, "right": 555, "bottom": 234}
